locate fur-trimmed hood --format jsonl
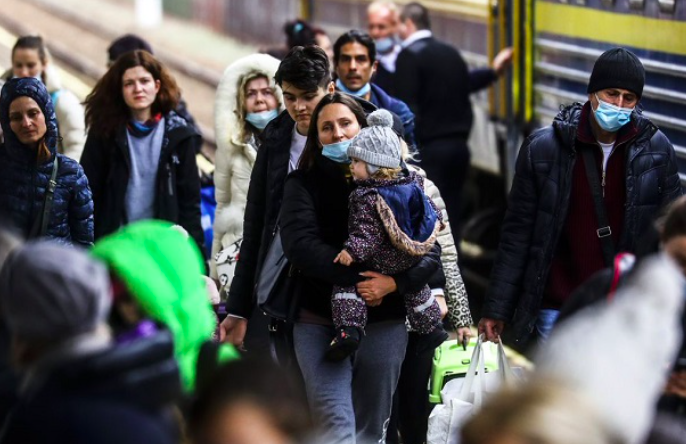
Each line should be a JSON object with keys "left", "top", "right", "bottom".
{"left": 357, "top": 171, "right": 442, "bottom": 256}
{"left": 214, "top": 53, "right": 284, "bottom": 160}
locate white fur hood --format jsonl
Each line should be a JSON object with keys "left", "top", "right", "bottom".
{"left": 213, "top": 53, "right": 284, "bottom": 159}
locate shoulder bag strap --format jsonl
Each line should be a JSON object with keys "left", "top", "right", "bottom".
{"left": 41, "top": 157, "right": 59, "bottom": 236}
{"left": 28, "top": 157, "right": 59, "bottom": 239}
{"left": 581, "top": 148, "right": 615, "bottom": 267}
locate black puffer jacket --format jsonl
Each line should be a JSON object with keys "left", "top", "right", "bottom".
{"left": 281, "top": 154, "right": 442, "bottom": 322}
{"left": 0, "top": 78, "right": 93, "bottom": 247}
{"left": 81, "top": 112, "right": 203, "bottom": 251}
{"left": 483, "top": 102, "right": 681, "bottom": 342}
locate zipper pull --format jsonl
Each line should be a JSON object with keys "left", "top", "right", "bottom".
{"left": 601, "top": 170, "right": 606, "bottom": 197}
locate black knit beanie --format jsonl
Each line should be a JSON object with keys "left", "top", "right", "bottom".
{"left": 587, "top": 48, "right": 645, "bottom": 98}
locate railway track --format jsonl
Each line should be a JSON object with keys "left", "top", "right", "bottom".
{"left": 0, "top": 0, "right": 222, "bottom": 164}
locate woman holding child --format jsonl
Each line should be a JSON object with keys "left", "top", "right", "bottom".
{"left": 279, "top": 92, "right": 442, "bottom": 443}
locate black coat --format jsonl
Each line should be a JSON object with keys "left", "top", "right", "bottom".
{"left": 394, "top": 36, "right": 496, "bottom": 144}
{"left": 226, "top": 111, "right": 294, "bottom": 318}
{"left": 80, "top": 112, "right": 204, "bottom": 251}
{"left": 280, "top": 155, "right": 442, "bottom": 322}
{"left": 483, "top": 103, "right": 682, "bottom": 343}
{"left": 0, "top": 332, "right": 181, "bottom": 444}
{"left": 226, "top": 101, "right": 381, "bottom": 318}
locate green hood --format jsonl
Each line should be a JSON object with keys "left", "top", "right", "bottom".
{"left": 91, "top": 220, "right": 239, "bottom": 392}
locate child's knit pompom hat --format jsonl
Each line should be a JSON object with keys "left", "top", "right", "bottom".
{"left": 347, "top": 109, "right": 402, "bottom": 169}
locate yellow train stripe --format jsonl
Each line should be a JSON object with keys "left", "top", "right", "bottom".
{"left": 536, "top": 2, "right": 686, "bottom": 57}
{"left": 525, "top": 0, "right": 534, "bottom": 122}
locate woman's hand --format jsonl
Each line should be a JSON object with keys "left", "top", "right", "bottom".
{"left": 456, "top": 326, "right": 473, "bottom": 346}
{"left": 356, "top": 271, "right": 397, "bottom": 306}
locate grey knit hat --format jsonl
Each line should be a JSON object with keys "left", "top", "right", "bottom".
{"left": 0, "top": 242, "right": 111, "bottom": 342}
{"left": 347, "top": 109, "right": 401, "bottom": 169}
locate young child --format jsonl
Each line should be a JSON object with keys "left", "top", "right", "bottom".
{"left": 328, "top": 109, "right": 449, "bottom": 361}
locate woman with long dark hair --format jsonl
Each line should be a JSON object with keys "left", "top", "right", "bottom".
{"left": 81, "top": 50, "right": 203, "bottom": 250}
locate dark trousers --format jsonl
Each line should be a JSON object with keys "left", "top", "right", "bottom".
{"left": 242, "top": 309, "right": 272, "bottom": 358}
{"left": 419, "top": 136, "right": 471, "bottom": 240}
{"left": 387, "top": 332, "right": 436, "bottom": 444}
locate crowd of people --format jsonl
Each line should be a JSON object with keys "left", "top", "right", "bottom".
{"left": 0, "top": 0, "right": 684, "bottom": 443}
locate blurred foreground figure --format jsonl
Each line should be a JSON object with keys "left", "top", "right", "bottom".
{"left": 0, "top": 242, "right": 181, "bottom": 444}
{"left": 463, "top": 255, "right": 685, "bottom": 444}
{"left": 0, "top": 229, "right": 21, "bottom": 424}
{"left": 188, "top": 358, "right": 313, "bottom": 444}
{"left": 91, "top": 220, "right": 239, "bottom": 394}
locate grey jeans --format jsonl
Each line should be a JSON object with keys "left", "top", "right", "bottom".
{"left": 293, "top": 321, "right": 408, "bottom": 444}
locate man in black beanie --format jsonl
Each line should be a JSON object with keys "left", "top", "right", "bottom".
{"left": 478, "top": 47, "right": 682, "bottom": 350}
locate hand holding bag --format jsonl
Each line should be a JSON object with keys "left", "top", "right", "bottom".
{"left": 427, "top": 335, "right": 521, "bottom": 444}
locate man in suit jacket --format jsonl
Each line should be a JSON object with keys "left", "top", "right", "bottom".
{"left": 394, "top": 2, "right": 511, "bottom": 236}
{"left": 367, "top": 1, "right": 402, "bottom": 96}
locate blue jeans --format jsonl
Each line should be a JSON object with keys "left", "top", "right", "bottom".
{"left": 293, "top": 321, "right": 408, "bottom": 444}
{"left": 535, "top": 309, "right": 560, "bottom": 342}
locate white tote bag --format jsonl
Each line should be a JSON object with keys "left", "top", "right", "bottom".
{"left": 427, "top": 335, "right": 520, "bottom": 444}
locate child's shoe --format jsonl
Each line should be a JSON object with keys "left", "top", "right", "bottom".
{"left": 418, "top": 325, "right": 449, "bottom": 354}
{"left": 325, "top": 326, "right": 362, "bottom": 361}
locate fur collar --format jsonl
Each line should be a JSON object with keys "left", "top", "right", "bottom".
{"left": 214, "top": 54, "right": 284, "bottom": 161}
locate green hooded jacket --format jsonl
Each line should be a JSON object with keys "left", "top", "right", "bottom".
{"left": 91, "top": 220, "right": 239, "bottom": 392}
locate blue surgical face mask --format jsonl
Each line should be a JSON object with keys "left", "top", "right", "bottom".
{"left": 335, "top": 78, "right": 371, "bottom": 98}
{"left": 375, "top": 36, "right": 396, "bottom": 54}
{"left": 321, "top": 140, "right": 352, "bottom": 164}
{"left": 245, "top": 109, "right": 279, "bottom": 130}
{"left": 592, "top": 94, "right": 634, "bottom": 133}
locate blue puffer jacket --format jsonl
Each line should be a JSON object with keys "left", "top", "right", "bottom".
{"left": 0, "top": 78, "right": 93, "bottom": 247}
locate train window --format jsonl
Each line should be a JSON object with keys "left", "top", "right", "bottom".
{"left": 573, "top": 0, "right": 587, "bottom": 4}
{"left": 658, "top": 0, "right": 676, "bottom": 13}
{"left": 628, "top": 0, "right": 644, "bottom": 9}
{"left": 600, "top": 0, "right": 615, "bottom": 7}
